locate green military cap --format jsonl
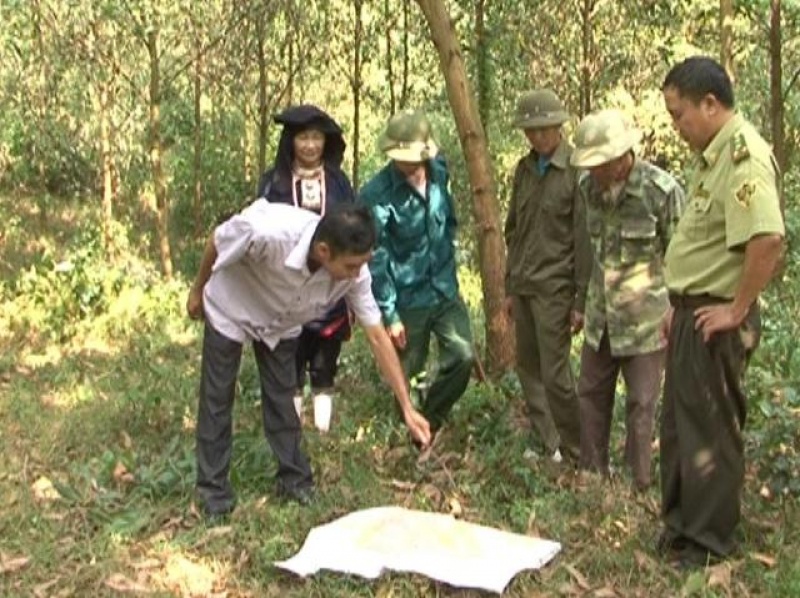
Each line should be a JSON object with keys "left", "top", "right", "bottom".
{"left": 378, "top": 109, "right": 439, "bottom": 162}
{"left": 513, "top": 89, "right": 569, "bottom": 129}
{"left": 571, "top": 109, "right": 642, "bottom": 168}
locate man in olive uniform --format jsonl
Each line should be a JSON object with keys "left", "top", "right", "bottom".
{"left": 571, "top": 109, "right": 685, "bottom": 490}
{"left": 505, "top": 89, "right": 591, "bottom": 462}
{"left": 659, "top": 56, "right": 784, "bottom": 565}
{"left": 361, "top": 110, "right": 474, "bottom": 435}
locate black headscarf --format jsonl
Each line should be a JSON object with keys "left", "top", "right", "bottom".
{"left": 257, "top": 105, "right": 351, "bottom": 203}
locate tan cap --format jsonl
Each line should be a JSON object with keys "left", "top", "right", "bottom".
{"left": 571, "top": 109, "right": 642, "bottom": 168}
{"left": 378, "top": 110, "right": 439, "bottom": 162}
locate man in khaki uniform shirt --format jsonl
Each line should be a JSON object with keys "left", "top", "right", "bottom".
{"left": 659, "top": 56, "right": 785, "bottom": 566}
{"left": 505, "top": 89, "right": 591, "bottom": 462}
{"left": 571, "top": 110, "right": 685, "bottom": 490}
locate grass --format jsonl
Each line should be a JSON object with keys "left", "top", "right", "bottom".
{"left": 0, "top": 192, "right": 798, "bottom": 597}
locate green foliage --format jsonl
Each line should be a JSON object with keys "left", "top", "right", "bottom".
{"left": 10, "top": 228, "right": 120, "bottom": 340}
{"left": 745, "top": 182, "right": 800, "bottom": 500}
{"left": 1, "top": 191, "right": 799, "bottom": 597}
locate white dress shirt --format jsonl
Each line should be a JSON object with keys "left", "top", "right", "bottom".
{"left": 203, "top": 200, "right": 381, "bottom": 348}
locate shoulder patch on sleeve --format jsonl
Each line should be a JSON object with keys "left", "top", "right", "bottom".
{"left": 731, "top": 132, "right": 751, "bottom": 165}
{"left": 735, "top": 181, "right": 756, "bottom": 209}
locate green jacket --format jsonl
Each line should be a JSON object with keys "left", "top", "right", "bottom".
{"left": 504, "top": 140, "right": 591, "bottom": 308}
{"left": 361, "top": 157, "right": 459, "bottom": 326}
{"left": 582, "top": 158, "right": 686, "bottom": 356}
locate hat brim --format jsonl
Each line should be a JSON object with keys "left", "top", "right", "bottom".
{"left": 380, "top": 138, "right": 439, "bottom": 162}
{"left": 570, "top": 129, "right": 642, "bottom": 168}
{"left": 514, "top": 112, "right": 569, "bottom": 129}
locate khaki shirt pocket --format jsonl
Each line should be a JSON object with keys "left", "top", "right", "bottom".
{"left": 684, "top": 195, "right": 713, "bottom": 240}
{"left": 620, "top": 219, "right": 657, "bottom": 265}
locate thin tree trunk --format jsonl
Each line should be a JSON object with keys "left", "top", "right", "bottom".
{"left": 147, "top": 28, "right": 173, "bottom": 280}
{"left": 475, "top": 0, "right": 489, "bottom": 130}
{"left": 30, "top": 0, "right": 49, "bottom": 188}
{"left": 769, "top": 0, "right": 785, "bottom": 203}
{"left": 257, "top": 16, "right": 268, "bottom": 178}
{"left": 415, "top": 0, "right": 514, "bottom": 375}
{"left": 401, "top": 0, "right": 410, "bottom": 109}
{"left": 385, "top": 0, "right": 396, "bottom": 115}
{"left": 579, "top": 0, "right": 594, "bottom": 117}
{"left": 193, "top": 30, "right": 204, "bottom": 237}
{"left": 352, "top": 0, "right": 364, "bottom": 190}
{"left": 287, "top": 37, "right": 295, "bottom": 106}
{"left": 720, "top": 0, "right": 735, "bottom": 81}
{"left": 99, "top": 83, "right": 115, "bottom": 254}
{"left": 244, "top": 96, "right": 253, "bottom": 188}
{"left": 92, "top": 18, "right": 117, "bottom": 256}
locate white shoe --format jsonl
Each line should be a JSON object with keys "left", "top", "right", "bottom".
{"left": 523, "top": 448, "right": 539, "bottom": 461}
{"left": 523, "top": 448, "right": 563, "bottom": 463}
{"left": 293, "top": 395, "right": 304, "bottom": 422}
{"left": 313, "top": 393, "right": 332, "bottom": 433}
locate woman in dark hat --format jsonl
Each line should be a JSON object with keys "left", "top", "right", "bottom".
{"left": 256, "top": 105, "right": 355, "bottom": 432}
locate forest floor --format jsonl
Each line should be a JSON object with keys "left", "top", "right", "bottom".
{"left": 1, "top": 193, "right": 797, "bottom": 597}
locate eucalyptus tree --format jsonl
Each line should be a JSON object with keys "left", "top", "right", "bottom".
{"left": 415, "top": 0, "right": 514, "bottom": 373}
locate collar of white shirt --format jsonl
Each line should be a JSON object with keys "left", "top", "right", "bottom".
{"left": 283, "top": 219, "right": 318, "bottom": 276}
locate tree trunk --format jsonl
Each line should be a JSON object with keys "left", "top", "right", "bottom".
{"left": 415, "top": 0, "right": 514, "bottom": 375}
{"left": 147, "top": 28, "right": 173, "bottom": 280}
{"left": 287, "top": 36, "right": 295, "bottom": 106}
{"left": 769, "top": 0, "right": 785, "bottom": 206}
{"left": 401, "top": 0, "right": 411, "bottom": 109}
{"left": 91, "top": 18, "right": 117, "bottom": 256}
{"left": 351, "top": 0, "right": 364, "bottom": 190}
{"left": 385, "top": 0, "right": 396, "bottom": 115}
{"left": 98, "top": 82, "right": 115, "bottom": 255}
{"left": 579, "top": 0, "right": 595, "bottom": 117}
{"left": 474, "top": 0, "right": 489, "bottom": 130}
{"left": 193, "top": 30, "right": 204, "bottom": 238}
{"left": 257, "top": 16, "right": 268, "bottom": 179}
{"left": 720, "top": 0, "right": 735, "bottom": 81}
{"left": 244, "top": 95, "right": 253, "bottom": 189}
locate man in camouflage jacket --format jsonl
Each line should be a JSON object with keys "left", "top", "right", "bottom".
{"left": 571, "top": 109, "right": 685, "bottom": 490}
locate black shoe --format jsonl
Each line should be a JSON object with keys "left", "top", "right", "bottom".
{"left": 673, "top": 544, "right": 722, "bottom": 570}
{"left": 277, "top": 484, "right": 316, "bottom": 506}
{"left": 201, "top": 500, "right": 235, "bottom": 520}
{"left": 656, "top": 531, "right": 690, "bottom": 556}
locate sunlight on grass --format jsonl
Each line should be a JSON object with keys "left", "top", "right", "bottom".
{"left": 1, "top": 192, "right": 798, "bottom": 596}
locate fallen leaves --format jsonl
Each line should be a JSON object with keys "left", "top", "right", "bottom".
{"left": 104, "top": 573, "right": 151, "bottom": 593}
{"left": 750, "top": 552, "right": 778, "bottom": 568}
{"left": 113, "top": 461, "right": 135, "bottom": 484}
{"left": 564, "top": 564, "right": 591, "bottom": 591}
{"left": 707, "top": 562, "right": 732, "bottom": 593}
{"left": 32, "top": 578, "right": 59, "bottom": 598}
{"left": 0, "top": 554, "right": 31, "bottom": 574}
{"left": 447, "top": 496, "right": 463, "bottom": 517}
{"left": 31, "top": 476, "right": 62, "bottom": 502}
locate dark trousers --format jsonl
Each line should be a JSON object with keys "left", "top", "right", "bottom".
{"left": 513, "top": 292, "right": 581, "bottom": 459}
{"left": 295, "top": 327, "right": 343, "bottom": 392}
{"left": 660, "top": 297, "right": 760, "bottom": 557}
{"left": 195, "top": 323, "right": 313, "bottom": 512}
{"left": 398, "top": 298, "right": 474, "bottom": 430}
{"left": 578, "top": 330, "right": 664, "bottom": 488}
